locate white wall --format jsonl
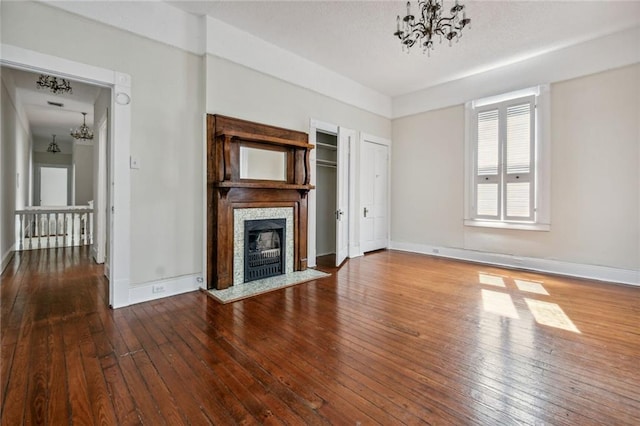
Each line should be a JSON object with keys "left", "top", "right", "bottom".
{"left": 1, "top": 1, "right": 205, "bottom": 286}
{"left": 1, "top": 70, "right": 31, "bottom": 270}
{"left": 391, "top": 64, "right": 640, "bottom": 276}
{"left": 33, "top": 151, "right": 72, "bottom": 166}
{"left": 1, "top": 79, "right": 18, "bottom": 267}
{"left": 205, "top": 55, "right": 390, "bottom": 138}
{"left": 74, "top": 144, "right": 94, "bottom": 205}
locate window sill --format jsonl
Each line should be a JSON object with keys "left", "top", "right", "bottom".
{"left": 464, "top": 219, "right": 550, "bottom": 232}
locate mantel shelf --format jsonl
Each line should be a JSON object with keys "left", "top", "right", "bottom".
{"left": 213, "top": 181, "right": 315, "bottom": 191}
{"left": 215, "top": 130, "right": 314, "bottom": 150}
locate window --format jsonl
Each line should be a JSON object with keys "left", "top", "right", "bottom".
{"left": 464, "top": 86, "right": 550, "bottom": 231}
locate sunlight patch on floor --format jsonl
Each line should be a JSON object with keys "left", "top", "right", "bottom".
{"left": 514, "top": 279, "right": 549, "bottom": 295}
{"left": 481, "top": 289, "right": 520, "bottom": 319}
{"left": 525, "top": 298, "right": 581, "bottom": 333}
{"left": 479, "top": 273, "right": 506, "bottom": 287}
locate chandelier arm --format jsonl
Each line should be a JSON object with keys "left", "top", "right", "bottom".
{"left": 409, "top": 26, "right": 431, "bottom": 45}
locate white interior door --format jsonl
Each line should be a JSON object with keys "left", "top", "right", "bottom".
{"left": 335, "top": 127, "right": 354, "bottom": 266}
{"left": 39, "top": 167, "right": 68, "bottom": 206}
{"left": 361, "top": 139, "right": 389, "bottom": 253}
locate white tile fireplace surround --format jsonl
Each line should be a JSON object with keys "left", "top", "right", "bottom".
{"left": 233, "top": 207, "right": 294, "bottom": 285}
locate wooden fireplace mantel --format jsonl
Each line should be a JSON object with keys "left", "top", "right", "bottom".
{"left": 206, "top": 114, "right": 314, "bottom": 289}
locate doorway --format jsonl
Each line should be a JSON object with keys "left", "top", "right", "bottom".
{"left": 315, "top": 131, "right": 338, "bottom": 259}
{"left": 2, "top": 44, "right": 131, "bottom": 308}
{"left": 309, "top": 120, "right": 355, "bottom": 268}
{"left": 36, "top": 165, "right": 71, "bottom": 206}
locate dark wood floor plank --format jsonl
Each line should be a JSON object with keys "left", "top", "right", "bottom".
{"left": 1, "top": 247, "right": 639, "bottom": 425}
{"left": 144, "top": 344, "right": 215, "bottom": 425}
{"left": 24, "top": 321, "right": 50, "bottom": 425}
{"left": 79, "top": 328, "right": 119, "bottom": 426}
{"left": 47, "top": 322, "right": 71, "bottom": 423}
{"left": 62, "top": 318, "right": 94, "bottom": 424}
{"left": 118, "top": 352, "right": 166, "bottom": 425}
{"left": 98, "top": 353, "right": 139, "bottom": 425}
{"left": 1, "top": 302, "right": 35, "bottom": 426}
{"left": 130, "top": 350, "right": 188, "bottom": 425}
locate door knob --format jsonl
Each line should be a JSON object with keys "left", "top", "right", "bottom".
{"left": 364, "top": 207, "right": 369, "bottom": 217}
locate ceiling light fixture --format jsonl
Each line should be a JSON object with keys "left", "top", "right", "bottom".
{"left": 47, "top": 134, "right": 61, "bottom": 154}
{"left": 36, "top": 74, "right": 73, "bottom": 94}
{"left": 394, "top": 0, "right": 471, "bottom": 55}
{"left": 70, "top": 112, "right": 94, "bottom": 140}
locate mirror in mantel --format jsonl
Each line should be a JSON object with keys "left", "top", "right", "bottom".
{"left": 239, "top": 146, "right": 287, "bottom": 181}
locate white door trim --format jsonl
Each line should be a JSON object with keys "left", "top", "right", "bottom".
{"left": 1, "top": 44, "right": 132, "bottom": 308}
{"left": 94, "top": 116, "right": 108, "bottom": 265}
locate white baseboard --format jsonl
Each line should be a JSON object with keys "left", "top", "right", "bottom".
{"left": 1, "top": 244, "right": 16, "bottom": 274}
{"left": 390, "top": 241, "right": 639, "bottom": 287}
{"left": 128, "top": 273, "right": 201, "bottom": 306}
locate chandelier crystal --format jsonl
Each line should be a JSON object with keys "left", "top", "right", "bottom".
{"left": 36, "top": 74, "right": 73, "bottom": 94}
{"left": 70, "top": 112, "right": 94, "bottom": 140}
{"left": 394, "top": 0, "right": 471, "bottom": 55}
{"left": 47, "top": 135, "right": 61, "bottom": 154}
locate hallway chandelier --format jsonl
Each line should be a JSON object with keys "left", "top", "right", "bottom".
{"left": 36, "top": 74, "right": 73, "bottom": 94}
{"left": 394, "top": 0, "right": 471, "bottom": 55}
{"left": 47, "top": 134, "right": 61, "bottom": 154}
{"left": 70, "top": 112, "right": 94, "bottom": 140}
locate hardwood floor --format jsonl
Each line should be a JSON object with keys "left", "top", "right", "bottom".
{"left": 1, "top": 247, "right": 639, "bottom": 425}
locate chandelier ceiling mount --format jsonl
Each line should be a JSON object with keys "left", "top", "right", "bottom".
{"left": 394, "top": 0, "right": 471, "bottom": 55}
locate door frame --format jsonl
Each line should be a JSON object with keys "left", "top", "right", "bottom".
{"left": 359, "top": 133, "right": 392, "bottom": 254}
{"left": 1, "top": 44, "right": 132, "bottom": 308}
{"left": 93, "top": 113, "right": 108, "bottom": 265}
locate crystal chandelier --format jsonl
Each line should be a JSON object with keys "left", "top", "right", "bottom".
{"left": 47, "top": 135, "right": 61, "bottom": 154}
{"left": 36, "top": 74, "right": 73, "bottom": 94}
{"left": 394, "top": 0, "right": 471, "bottom": 55}
{"left": 70, "top": 112, "right": 94, "bottom": 140}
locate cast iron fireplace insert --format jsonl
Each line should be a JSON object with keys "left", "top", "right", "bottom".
{"left": 244, "top": 219, "right": 286, "bottom": 283}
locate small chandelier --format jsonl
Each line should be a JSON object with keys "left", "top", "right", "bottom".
{"left": 70, "top": 112, "right": 94, "bottom": 140}
{"left": 47, "top": 135, "right": 61, "bottom": 154}
{"left": 394, "top": 0, "right": 471, "bottom": 55}
{"left": 36, "top": 74, "right": 73, "bottom": 94}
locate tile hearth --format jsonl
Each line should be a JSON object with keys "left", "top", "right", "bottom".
{"left": 207, "top": 269, "right": 330, "bottom": 304}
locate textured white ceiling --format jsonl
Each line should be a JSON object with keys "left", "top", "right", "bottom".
{"left": 169, "top": 0, "right": 640, "bottom": 97}
{"left": 3, "top": 67, "right": 102, "bottom": 151}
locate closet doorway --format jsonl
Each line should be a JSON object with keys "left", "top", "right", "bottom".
{"left": 316, "top": 131, "right": 338, "bottom": 262}
{"left": 309, "top": 120, "right": 355, "bottom": 268}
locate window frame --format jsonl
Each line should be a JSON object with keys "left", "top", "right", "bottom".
{"left": 464, "top": 85, "right": 551, "bottom": 231}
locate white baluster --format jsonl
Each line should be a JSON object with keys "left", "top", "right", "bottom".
{"left": 55, "top": 213, "right": 61, "bottom": 247}
{"left": 18, "top": 213, "right": 24, "bottom": 250}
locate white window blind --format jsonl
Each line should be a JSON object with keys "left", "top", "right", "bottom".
{"left": 473, "top": 95, "right": 536, "bottom": 222}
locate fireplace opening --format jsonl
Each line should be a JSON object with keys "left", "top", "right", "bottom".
{"left": 244, "top": 219, "right": 286, "bottom": 282}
